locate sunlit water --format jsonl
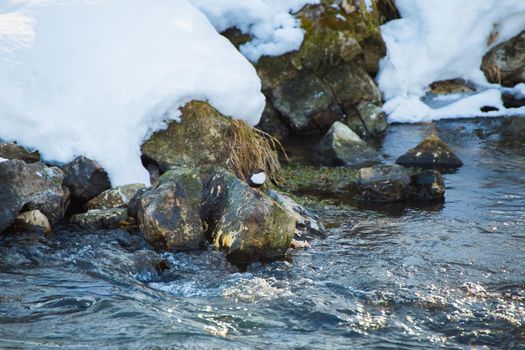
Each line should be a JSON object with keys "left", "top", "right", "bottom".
{"left": 1, "top": 118, "right": 524, "bottom": 349}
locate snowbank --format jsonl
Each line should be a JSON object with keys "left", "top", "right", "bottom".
{"left": 189, "top": 0, "right": 319, "bottom": 62}
{"left": 0, "top": 0, "right": 265, "bottom": 185}
{"left": 377, "top": 0, "right": 525, "bottom": 122}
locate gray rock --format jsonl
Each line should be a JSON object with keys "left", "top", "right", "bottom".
{"left": 62, "top": 156, "right": 111, "bottom": 202}
{"left": 85, "top": 183, "right": 146, "bottom": 210}
{"left": 357, "top": 165, "right": 411, "bottom": 203}
{"left": 317, "top": 121, "right": 377, "bottom": 166}
{"left": 201, "top": 169, "right": 295, "bottom": 264}
{"left": 138, "top": 168, "right": 204, "bottom": 251}
{"left": 70, "top": 208, "right": 129, "bottom": 229}
{"left": 482, "top": 31, "right": 525, "bottom": 87}
{"left": 0, "top": 160, "right": 68, "bottom": 233}
{"left": 410, "top": 170, "right": 445, "bottom": 202}
{"left": 12, "top": 210, "right": 52, "bottom": 234}
{"left": 396, "top": 134, "right": 463, "bottom": 169}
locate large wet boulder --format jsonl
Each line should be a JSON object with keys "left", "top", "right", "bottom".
{"left": 62, "top": 156, "right": 111, "bottom": 203}
{"left": 201, "top": 169, "right": 295, "bottom": 264}
{"left": 0, "top": 143, "right": 40, "bottom": 163}
{"left": 317, "top": 121, "right": 378, "bottom": 166}
{"left": 225, "top": 1, "right": 386, "bottom": 139}
{"left": 85, "top": 183, "right": 146, "bottom": 211}
{"left": 141, "top": 101, "right": 231, "bottom": 172}
{"left": 482, "top": 31, "right": 525, "bottom": 87}
{"left": 0, "top": 160, "right": 68, "bottom": 232}
{"left": 396, "top": 134, "right": 463, "bottom": 170}
{"left": 137, "top": 167, "right": 204, "bottom": 251}
{"left": 356, "top": 165, "right": 411, "bottom": 203}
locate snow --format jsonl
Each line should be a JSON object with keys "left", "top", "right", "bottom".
{"left": 0, "top": 157, "right": 8, "bottom": 163}
{"left": 0, "top": 0, "right": 266, "bottom": 186}
{"left": 377, "top": 0, "right": 525, "bottom": 123}
{"left": 189, "top": 0, "right": 319, "bottom": 62}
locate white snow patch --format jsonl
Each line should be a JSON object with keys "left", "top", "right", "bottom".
{"left": 189, "top": 0, "right": 320, "bottom": 62}
{"left": 0, "top": 157, "right": 8, "bottom": 163}
{"left": 0, "top": 0, "right": 265, "bottom": 185}
{"left": 377, "top": 0, "right": 525, "bottom": 122}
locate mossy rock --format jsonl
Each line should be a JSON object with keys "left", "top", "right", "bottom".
{"left": 0, "top": 143, "right": 40, "bottom": 163}
{"left": 396, "top": 134, "right": 463, "bottom": 169}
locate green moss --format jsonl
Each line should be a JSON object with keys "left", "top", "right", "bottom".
{"left": 279, "top": 163, "right": 359, "bottom": 200}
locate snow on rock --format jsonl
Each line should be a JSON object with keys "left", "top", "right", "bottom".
{"left": 0, "top": 0, "right": 265, "bottom": 186}
{"left": 189, "top": 0, "right": 320, "bottom": 62}
{"left": 377, "top": 0, "right": 525, "bottom": 122}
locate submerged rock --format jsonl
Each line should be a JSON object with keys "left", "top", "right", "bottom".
{"left": 11, "top": 210, "right": 52, "bottom": 234}
{"left": 0, "top": 160, "right": 67, "bottom": 233}
{"left": 396, "top": 134, "right": 463, "bottom": 169}
{"left": 201, "top": 169, "right": 295, "bottom": 264}
{"left": 138, "top": 167, "right": 204, "bottom": 251}
{"left": 62, "top": 156, "right": 111, "bottom": 202}
{"left": 70, "top": 208, "right": 129, "bottom": 229}
{"left": 0, "top": 143, "right": 40, "bottom": 163}
{"left": 410, "top": 170, "right": 446, "bottom": 202}
{"left": 501, "top": 116, "right": 525, "bottom": 143}
{"left": 482, "top": 31, "right": 525, "bottom": 87}
{"left": 85, "top": 183, "right": 146, "bottom": 210}
{"left": 317, "top": 121, "right": 377, "bottom": 166}
{"left": 356, "top": 165, "right": 411, "bottom": 203}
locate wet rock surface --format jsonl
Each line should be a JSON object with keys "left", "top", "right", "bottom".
{"left": 85, "top": 184, "right": 146, "bottom": 211}
{"left": 70, "top": 208, "right": 130, "bottom": 229}
{"left": 356, "top": 165, "right": 411, "bottom": 203}
{"left": 0, "top": 160, "right": 68, "bottom": 233}
{"left": 409, "top": 170, "right": 446, "bottom": 202}
{"left": 396, "top": 134, "right": 463, "bottom": 169}
{"left": 137, "top": 167, "right": 204, "bottom": 251}
{"left": 11, "top": 210, "right": 52, "bottom": 234}
{"left": 62, "top": 156, "right": 111, "bottom": 203}
{"left": 317, "top": 121, "right": 378, "bottom": 166}
{"left": 201, "top": 169, "right": 295, "bottom": 264}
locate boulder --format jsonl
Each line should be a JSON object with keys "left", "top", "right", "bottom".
{"left": 482, "top": 31, "right": 525, "bottom": 87}
{"left": 141, "top": 101, "right": 231, "bottom": 172}
{"left": 11, "top": 210, "right": 52, "bottom": 234}
{"left": 267, "top": 189, "right": 325, "bottom": 244}
{"left": 356, "top": 165, "right": 411, "bottom": 203}
{"left": 201, "top": 169, "right": 295, "bottom": 264}
{"left": 317, "top": 121, "right": 377, "bottom": 166}
{"left": 70, "top": 208, "right": 129, "bottom": 229}
{"left": 137, "top": 167, "right": 204, "bottom": 251}
{"left": 410, "top": 170, "right": 445, "bottom": 202}
{"left": 226, "top": 1, "right": 387, "bottom": 139}
{"left": 62, "top": 156, "right": 111, "bottom": 202}
{"left": 0, "top": 160, "right": 68, "bottom": 232}
{"left": 396, "top": 134, "right": 463, "bottom": 169}
{"left": 0, "top": 143, "right": 40, "bottom": 163}
{"left": 85, "top": 183, "right": 146, "bottom": 210}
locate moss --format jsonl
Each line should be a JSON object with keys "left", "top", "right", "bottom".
{"left": 279, "top": 163, "right": 359, "bottom": 200}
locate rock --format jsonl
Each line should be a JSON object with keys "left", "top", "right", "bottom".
{"left": 396, "top": 134, "right": 463, "bottom": 169}
{"left": 0, "top": 143, "right": 40, "bottom": 163}
{"left": 317, "top": 121, "right": 377, "bottom": 166}
{"left": 357, "top": 165, "right": 411, "bottom": 203}
{"left": 70, "top": 208, "right": 129, "bottom": 229}
{"left": 267, "top": 190, "right": 325, "bottom": 239}
{"left": 62, "top": 156, "right": 111, "bottom": 202}
{"left": 410, "top": 170, "right": 445, "bottom": 202}
{"left": 141, "top": 101, "right": 232, "bottom": 172}
{"left": 225, "top": 1, "right": 387, "bottom": 139}
{"left": 12, "top": 210, "right": 52, "bottom": 234}
{"left": 127, "top": 187, "right": 149, "bottom": 219}
{"left": 138, "top": 167, "right": 204, "bottom": 251}
{"left": 290, "top": 239, "right": 311, "bottom": 249}
{"left": 482, "top": 31, "right": 525, "bottom": 87}
{"left": 346, "top": 101, "right": 387, "bottom": 139}
{"left": 429, "top": 79, "right": 475, "bottom": 95}
{"left": 501, "top": 116, "right": 525, "bottom": 143}
{"left": 0, "top": 160, "right": 67, "bottom": 233}
{"left": 201, "top": 169, "right": 295, "bottom": 264}
{"left": 85, "top": 183, "right": 146, "bottom": 210}
{"left": 256, "top": 102, "right": 290, "bottom": 140}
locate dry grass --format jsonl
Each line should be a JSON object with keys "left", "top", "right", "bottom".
{"left": 225, "top": 120, "right": 288, "bottom": 185}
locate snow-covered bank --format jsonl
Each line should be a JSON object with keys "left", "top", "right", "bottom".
{"left": 189, "top": 0, "right": 319, "bottom": 62}
{"left": 0, "top": 0, "right": 266, "bottom": 185}
{"left": 377, "top": 0, "right": 525, "bottom": 122}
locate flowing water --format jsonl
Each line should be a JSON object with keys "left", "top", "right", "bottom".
{"left": 1, "top": 118, "right": 524, "bottom": 349}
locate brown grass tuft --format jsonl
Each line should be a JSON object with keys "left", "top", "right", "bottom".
{"left": 225, "top": 120, "right": 288, "bottom": 185}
